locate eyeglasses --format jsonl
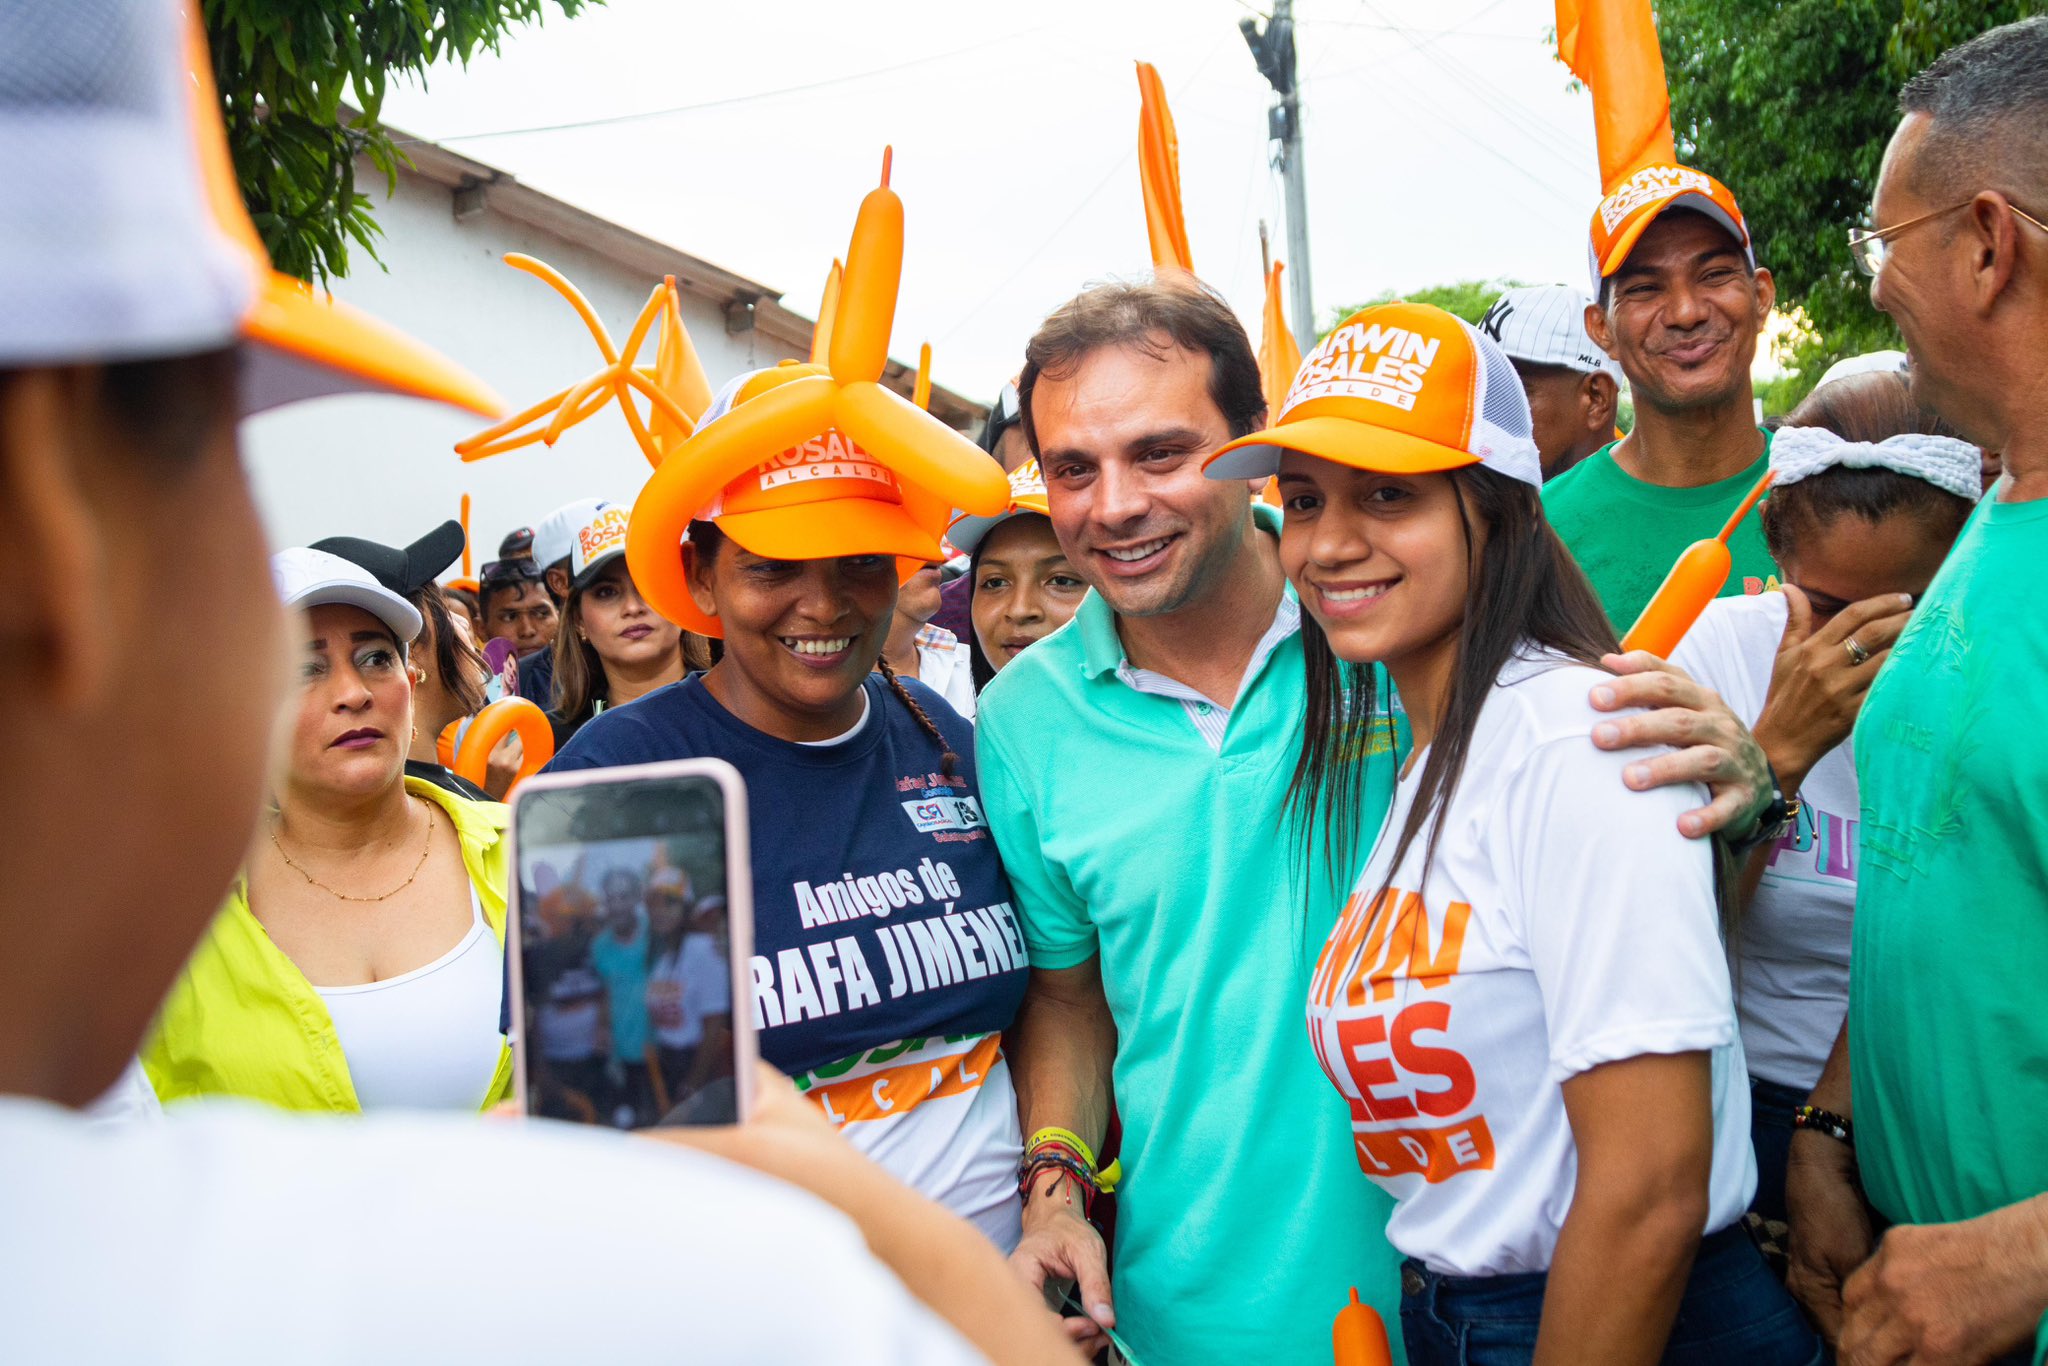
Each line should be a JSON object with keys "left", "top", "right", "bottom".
{"left": 478, "top": 557, "right": 543, "bottom": 587}
{"left": 1849, "top": 195, "right": 2048, "bottom": 276}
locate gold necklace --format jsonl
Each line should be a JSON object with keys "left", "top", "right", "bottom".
{"left": 269, "top": 796, "right": 436, "bottom": 903}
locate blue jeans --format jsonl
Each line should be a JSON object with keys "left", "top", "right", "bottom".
{"left": 1399, "top": 1223, "right": 1825, "bottom": 1366}
{"left": 1750, "top": 1074, "right": 1808, "bottom": 1225}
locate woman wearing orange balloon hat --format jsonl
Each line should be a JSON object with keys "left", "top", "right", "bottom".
{"left": 544, "top": 499, "right": 708, "bottom": 748}
{"left": 548, "top": 366, "right": 1031, "bottom": 1248}
{"left": 1206, "top": 303, "right": 1820, "bottom": 1364}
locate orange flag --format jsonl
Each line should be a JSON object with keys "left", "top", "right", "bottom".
{"left": 1556, "top": 0, "right": 1678, "bottom": 189}
{"left": 1136, "top": 61, "right": 1194, "bottom": 273}
{"left": 1259, "top": 260, "right": 1302, "bottom": 421}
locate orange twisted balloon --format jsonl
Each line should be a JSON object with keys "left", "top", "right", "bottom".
{"left": 454, "top": 259, "right": 712, "bottom": 469}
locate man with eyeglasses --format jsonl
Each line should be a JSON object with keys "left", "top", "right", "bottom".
{"left": 1783, "top": 19, "right": 2048, "bottom": 1366}
{"left": 1542, "top": 164, "right": 1782, "bottom": 635}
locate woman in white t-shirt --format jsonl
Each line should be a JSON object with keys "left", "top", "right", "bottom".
{"left": 1670, "top": 371, "right": 1979, "bottom": 1225}
{"left": 1207, "top": 303, "right": 1820, "bottom": 1366}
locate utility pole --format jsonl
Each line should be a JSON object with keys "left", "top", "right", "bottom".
{"left": 1241, "top": 1, "right": 1315, "bottom": 350}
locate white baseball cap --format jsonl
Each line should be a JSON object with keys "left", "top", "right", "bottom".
{"left": 0, "top": 0, "right": 501, "bottom": 418}
{"left": 1814, "top": 350, "right": 1909, "bottom": 390}
{"left": 1476, "top": 286, "right": 1621, "bottom": 382}
{"left": 568, "top": 502, "right": 630, "bottom": 591}
{"left": 534, "top": 497, "right": 611, "bottom": 573}
{"left": 272, "top": 547, "right": 424, "bottom": 646}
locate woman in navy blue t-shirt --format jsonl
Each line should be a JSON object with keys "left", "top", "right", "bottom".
{"left": 549, "top": 369, "right": 1030, "bottom": 1247}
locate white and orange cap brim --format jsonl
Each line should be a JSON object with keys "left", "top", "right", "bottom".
{"left": 1588, "top": 164, "right": 1755, "bottom": 294}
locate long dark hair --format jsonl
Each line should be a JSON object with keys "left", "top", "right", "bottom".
{"left": 1291, "top": 466, "right": 1617, "bottom": 906}
{"left": 688, "top": 520, "right": 961, "bottom": 776}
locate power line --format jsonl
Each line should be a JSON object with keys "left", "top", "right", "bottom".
{"left": 394, "top": 25, "right": 1055, "bottom": 146}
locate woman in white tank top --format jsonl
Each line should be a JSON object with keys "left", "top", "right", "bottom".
{"left": 144, "top": 547, "right": 512, "bottom": 1112}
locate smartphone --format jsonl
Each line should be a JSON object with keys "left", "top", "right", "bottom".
{"left": 508, "top": 758, "right": 756, "bottom": 1127}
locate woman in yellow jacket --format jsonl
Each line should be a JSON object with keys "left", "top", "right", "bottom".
{"left": 145, "top": 548, "right": 512, "bottom": 1112}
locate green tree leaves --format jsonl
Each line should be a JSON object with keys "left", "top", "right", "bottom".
{"left": 1657, "top": 0, "right": 2043, "bottom": 403}
{"left": 204, "top": 0, "right": 595, "bottom": 284}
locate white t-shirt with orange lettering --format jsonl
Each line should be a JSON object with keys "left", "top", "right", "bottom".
{"left": 1306, "top": 652, "right": 1755, "bottom": 1277}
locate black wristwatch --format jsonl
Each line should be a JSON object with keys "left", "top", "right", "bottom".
{"left": 1725, "top": 760, "right": 1799, "bottom": 859}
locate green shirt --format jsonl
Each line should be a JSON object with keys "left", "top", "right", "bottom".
{"left": 1541, "top": 435, "right": 1779, "bottom": 634}
{"left": 976, "top": 529, "right": 1405, "bottom": 1366}
{"left": 1851, "top": 494, "right": 2048, "bottom": 1237}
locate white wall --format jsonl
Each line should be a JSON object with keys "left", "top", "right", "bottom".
{"left": 243, "top": 169, "right": 805, "bottom": 559}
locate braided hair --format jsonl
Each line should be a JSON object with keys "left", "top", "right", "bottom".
{"left": 875, "top": 654, "right": 960, "bottom": 778}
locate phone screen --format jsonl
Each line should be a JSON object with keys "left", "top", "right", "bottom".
{"left": 514, "top": 767, "right": 744, "bottom": 1128}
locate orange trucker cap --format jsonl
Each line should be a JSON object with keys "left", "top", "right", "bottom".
{"left": 1588, "top": 163, "right": 1754, "bottom": 295}
{"left": 637, "top": 365, "right": 944, "bottom": 638}
{"left": 1206, "top": 302, "right": 1541, "bottom": 488}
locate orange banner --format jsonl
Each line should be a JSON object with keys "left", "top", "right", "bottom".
{"left": 1260, "top": 260, "right": 1303, "bottom": 421}
{"left": 1556, "top": 0, "right": 1678, "bottom": 190}
{"left": 805, "top": 1033, "right": 1003, "bottom": 1126}
{"left": 1136, "top": 61, "right": 1194, "bottom": 274}
{"left": 1353, "top": 1116, "right": 1497, "bottom": 1184}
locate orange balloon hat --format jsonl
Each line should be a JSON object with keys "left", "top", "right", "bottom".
{"left": 624, "top": 148, "right": 1008, "bottom": 635}
{"left": 447, "top": 697, "right": 555, "bottom": 794}
{"left": 1333, "top": 1288, "right": 1393, "bottom": 1366}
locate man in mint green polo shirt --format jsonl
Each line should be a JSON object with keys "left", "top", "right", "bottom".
{"left": 980, "top": 277, "right": 1781, "bottom": 1366}
{"left": 1784, "top": 22, "right": 2048, "bottom": 1366}
{"left": 1544, "top": 162, "right": 1781, "bottom": 635}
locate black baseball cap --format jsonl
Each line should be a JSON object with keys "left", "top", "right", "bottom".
{"left": 311, "top": 520, "right": 466, "bottom": 598}
{"left": 498, "top": 527, "right": 536, "bottom": 560}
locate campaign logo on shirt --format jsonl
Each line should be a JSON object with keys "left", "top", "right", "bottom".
{"left": 894, "top": 770, "right": 989, "bottom": 845}
{"left": 1307, "top": 884, "right": 1495, "bottom": 1185}
{"left": 902, "top": 795, "right": 985, "bottom": 834}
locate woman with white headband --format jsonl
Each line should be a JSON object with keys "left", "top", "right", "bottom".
{"left": 1670, "top": 369, "right": 1979, "bottom": 1236}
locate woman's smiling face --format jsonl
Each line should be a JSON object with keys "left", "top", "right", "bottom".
{"left": 971, "top": 514, "right": 1088, "bottom": 671}
{"left": 690, "top": 537, "right": 899, "bottom": 736}
{"left": 1275, "top": 454, "right": 1475, "bottom": 675}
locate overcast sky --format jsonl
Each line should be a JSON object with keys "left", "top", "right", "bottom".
{"left": 378, "top": 0, "right": 1609, "bottom": 403}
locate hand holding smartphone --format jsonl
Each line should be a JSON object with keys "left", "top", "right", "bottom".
{"left": 508, "top": 759, "right": 757, "bottom": 1127}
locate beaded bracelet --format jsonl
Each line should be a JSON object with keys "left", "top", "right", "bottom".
{"left": 1793, "top": 1104, "right": 1854, "bottom": 1146}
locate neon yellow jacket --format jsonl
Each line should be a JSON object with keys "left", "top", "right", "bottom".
{"left": 143, "top": 777, "right": 515, "bottom": 1112}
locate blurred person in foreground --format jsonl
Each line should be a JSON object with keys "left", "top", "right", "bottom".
{"left": 1478, "top": 283, "right": 1623, "bottom": 480}
{"left": 0, "top": 5, "right": 1074, "bottom": 1361}
{"left": 1785, "top": 20, "right": 2048, "bottom": 1366}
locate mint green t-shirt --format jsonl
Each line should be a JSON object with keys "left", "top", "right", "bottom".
{"left": 977, "top": 573, "right": 1405, "bottom": 1365}
{"left": 1541, "top": 436, "right": 1779, "bottom": 635}
{"left": 1852, "top": 494, "right": 2048, "bottom": 1239}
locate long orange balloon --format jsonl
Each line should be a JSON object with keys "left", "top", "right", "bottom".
{"left": 1137, "top": 61, "right": 1195, "bottom": 273}
{"left": 1333, "top": 1289, "right": 1393, "bottom": 1366}
{"left": 812, "top": 259, "right": 844, "bottom": 367}
{"left": 833, "top": 380, "right": 1009, "bottom": 515}
{"left": 830, "top": 148, "right": 903, "bottom": 387}
{"left": 451, "top": 696, "right": 554, "bottom": 793}
{"left": 1621, "top": 469, "right": 1773, "bottom": 655}
{"left": 912, "top": 341, "right": 933, "bottom": 412}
